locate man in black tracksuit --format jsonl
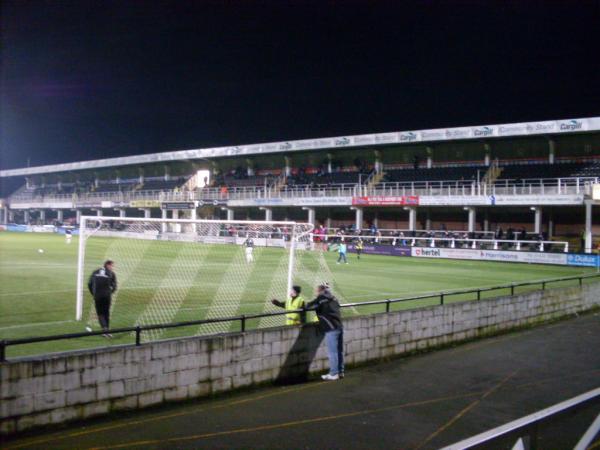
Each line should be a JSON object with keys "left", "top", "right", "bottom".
{"left": 88, "top": 260, "right": 117, "bottom": 336}
{"left": 306, "top": 284, "right": 344, "bottom": 380}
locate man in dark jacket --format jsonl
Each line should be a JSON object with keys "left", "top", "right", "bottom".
{"left": 87, "top": 260, "right": 117, "bottom": 337}
{"left": 306, "top": 284, "right": 344, "bottom": 380}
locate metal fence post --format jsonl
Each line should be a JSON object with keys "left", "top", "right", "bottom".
{"left": 135, "top": 327, "right": 141, "bottom": 346}
{"left": 511, "top": 285, "right": 515, "bottom": 296}
{"left": 0, "top": 340, "right": 6, "bottom": 362}
{"left": 240, "top": 315, "right": 246, "bottom": 332}
{"left": 386, "top": 299, "right": 391, "bottom": 313}
{"left": 440, "top": 293, "right": 444, "bottom": 305}
{"left": 477, "top": 289, "right": 481, "bottom": 301}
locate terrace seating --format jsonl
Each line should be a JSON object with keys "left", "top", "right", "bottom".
{"left": 381, "top": 166, "right": 486, "bottom": 184}
{"left": 287, "top": 170, "right": 364, "bottom": 187}
{"left": 497, "top": 163, "right": 589, "bottom": 181}
{"left": 221, "top": 175, "right": 275, "bottom": 188}
{"left": 139, "top": 176, "right": 192, "bottom": 191}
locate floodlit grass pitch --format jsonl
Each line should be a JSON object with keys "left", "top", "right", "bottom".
{"left": 0, "top": 232, "right": 593, "bottom": 358}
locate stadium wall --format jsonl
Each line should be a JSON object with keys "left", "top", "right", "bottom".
{"left": 1, "top": 282, "right": 599, "bottom": 435}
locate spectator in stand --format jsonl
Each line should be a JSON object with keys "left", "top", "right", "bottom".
{"left": 495, "top": 226, "right": 504, "bottom": 240}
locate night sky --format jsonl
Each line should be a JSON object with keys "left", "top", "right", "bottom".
{"left": 1, "top": 0, "right": 600, "bottom": 174}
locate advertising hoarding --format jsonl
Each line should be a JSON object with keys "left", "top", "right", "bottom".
{"left": 411, "top": 247, "right": 568, "bottom": 265}
{"left": 352, "top": 196, "right": 419, "bottom": 206}
{"left": 347, "top": 244, "right": 411, "bottom": 257}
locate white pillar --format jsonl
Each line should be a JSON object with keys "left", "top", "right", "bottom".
{"left": 190, "top": 208, "right": 197, "bottom": 233}
{"left": 39, "top": 210, "right": 46, "bottom": 222}
{"left": 164, "top": 166, "right": 171, "bottom": 181}
{"left": 24, "top": 210, "right": 30, "bottom": 224}
{"left": 143, "top": 208, "right": 151, "bottom": 219}
{"left": 484, "top": 143, "right": 491, "bottom": 166}
{"left": 57, "top": 210, "right": 64, "bottom": 222}
{"left": 172, "top": 209, "right": 179, "bottom": 220}
{"left": 352, "top": 207, "right": 363, "bottom": 231}
{"left": 483, "top": 211, "right": 489, "bottom": 232}
{"left": 548, "top": 216, "right": 554, "bottom": 239}
{"left": 96, "top": 209, "right": 102, "bottom": 217}
{"left": 222, "top": 207, "right": 234, "bottom": 221}
{"left": 284, "top": 156, "right": 292, "bottom": 177}
{"left": 406, "top": 207, "right": 417, "bottom": 231}
{"left": 373, "top": 212, "right": 379, "bottom": 228}
{"left": 585, "top": 201, "right": 593, "bottom": 253}
{"left": 161, "top": 208, "right": 167, "bottom": 233}
{"left": 303, "top": 207, "right": 316, "bottom": 226}
{"left": 260, "top": 207, "right": 273, "bottom": 221}
{"left": 533, "top": 207, "right": 542, "bottom": 234}
{"left": 2, "top": 207, "right": 7, "bottom": 224}
{"left": 466, "top": 207, "right": 476, "bottom": 233}
{"left": 119, "top": 209, "right": 126, "bottom": 218}
{"left": 8, "top": 209, "right": 14, "bottom": 222}
{"left": 326, "top": 216, "right": 332, "bottom": 229}
{"left": 548, "top": 139, "right": 555, "bottom": 164}
{"left": 76, "top": 210, "right": 81, "bottom": 224}
{"left": 425, "top": 211, "right": 431, "bottom": 230}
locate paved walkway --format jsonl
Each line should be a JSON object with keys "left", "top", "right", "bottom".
{"left": 4, "top": 313, "right": 600, "bottom": 450}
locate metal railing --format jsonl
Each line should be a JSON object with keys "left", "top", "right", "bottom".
{"left": 316, "top": 233, "right": 570, "bottom": 252}
{"left": 442, "top": 387, "right": 600, "bottom": 450}
{"left": 1, "top": 272, "right": 598, "bottom": 362}
{"left": 7, "top": 176, "right": 598, "bottom": 208}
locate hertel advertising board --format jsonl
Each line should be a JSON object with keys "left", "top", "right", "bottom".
{"left": 411, "top": 247, "right": 567, "bottom": 265}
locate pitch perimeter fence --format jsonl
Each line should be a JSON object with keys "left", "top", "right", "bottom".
{"left": 2, "top": 273, "right": 599, "bottom": 362}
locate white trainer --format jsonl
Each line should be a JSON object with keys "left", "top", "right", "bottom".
{"left": 321, "top": 374, "right": 339, "bottom": 381}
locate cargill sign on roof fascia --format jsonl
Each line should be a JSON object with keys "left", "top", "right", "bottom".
{"left": 1, "top": 116, "right": 599, "bottom": 178}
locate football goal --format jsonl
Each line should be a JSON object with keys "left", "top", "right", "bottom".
{"left": 76, "top": 216, "right": 339, "bottom": 339}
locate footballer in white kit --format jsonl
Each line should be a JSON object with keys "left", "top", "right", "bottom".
{"left": 244, "top": 237, "right": 254, "bottom": 263}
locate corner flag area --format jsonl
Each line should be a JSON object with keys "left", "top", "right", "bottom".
{"left": 4, "top": 313, "right": 599, "bottom": 450}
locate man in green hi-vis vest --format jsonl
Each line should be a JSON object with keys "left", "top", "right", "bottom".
{"left": 271, "top": 285, "right": 318, "bottom": 326}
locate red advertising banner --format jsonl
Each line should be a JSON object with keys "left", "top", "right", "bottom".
{"left": 351, "top": 196, "right": 419, "bottom": 206}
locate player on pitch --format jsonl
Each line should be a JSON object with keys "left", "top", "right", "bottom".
{"left": 244, "top": 235, "right": 255, "bottom": 263}
{"left": 87, "top": 260, "right": 118, "bottom": 338}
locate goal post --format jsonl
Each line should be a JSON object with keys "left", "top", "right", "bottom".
{"left": 75, "top": 216, "right": 316, "bottom": 333}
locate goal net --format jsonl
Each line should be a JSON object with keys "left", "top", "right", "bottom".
{"left": 76, "top": 216, "right": 342, "bottom": 340}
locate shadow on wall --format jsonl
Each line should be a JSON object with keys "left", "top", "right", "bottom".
{"left": 275, "top": 324, "right": 324, "bottom": 385}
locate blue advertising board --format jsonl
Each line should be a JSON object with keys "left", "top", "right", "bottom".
{"left": 567, "top": 253, "right": 599, "bottom": 267}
